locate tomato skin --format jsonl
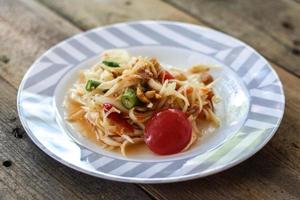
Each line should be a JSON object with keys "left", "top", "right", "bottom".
{"left": 109, "top": 113, "right": 134, "bottom": 132}
{"left": 103, "top": 103, "right": 113, "bottom": 112}
{"left": 145, "top": 109, "right": 192, "bottom": 155}
{"left": 159, "top": 71, "right": 174, "bottom": 82}
{"left": 103, "top": 103, "right": 134, "bottom": 132}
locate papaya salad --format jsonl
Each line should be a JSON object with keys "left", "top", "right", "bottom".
{"left": 64, "top": 49, "right": 220, "bottom": 156}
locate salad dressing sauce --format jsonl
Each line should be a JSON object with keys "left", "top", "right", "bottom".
{"left": 66, "top": 98, "right": 148, "bottom": 155}
{"left": 65, "top": 98, "right": 212, "bottom": 156}
{"left": 66, "top": 98, "right": 99, "bottom": 143}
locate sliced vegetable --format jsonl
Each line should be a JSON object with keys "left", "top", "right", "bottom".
{"left": 103, "top": 103, "right": 134, "bottom": 132}
{"left": 86, "top": 80, "right": 101, "bottom": 91}
{"left": 102, "top": 60, "right": 120, "bottom": 67}
{"left": 109, "top": 113, "right": 134, "bottom": 132}
{"left": 121, "top": 88, "right": 139, "bottom": 109}
{"left": 145, "top": 109, "right": 192, "bottom": 155}
{"left": 101, "top": 49, "right": 130, "bottom": 65}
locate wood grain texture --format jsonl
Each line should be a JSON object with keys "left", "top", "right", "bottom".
{"left": 292, "top": 0, "right": 300, "bottom": 4}
{"left": 141, "top": 64, "right": 300, "bottom": 200}
{"left": 36, "top": 0, "right": 198, "bottom": 30}
{"left": 0, "top": 1, "right": 152, "bottom": 200}
{"left": 0, "top": 0, "right": 299, "bottom": 199}
{"left": 36, "top": 0, "right": 300, "bottom": 199}
{"left": 165, "top": 0, "right": 300, "bottom": 77}
{"left": 0, "top": 79, "right": 152, "bottom": 200}
{"left": 0, "top": 0, "right": 80, "bottom": 88}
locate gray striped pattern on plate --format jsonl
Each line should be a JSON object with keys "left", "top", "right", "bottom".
{"left": 18, "top": 21, "right": 284, "bottom": 183}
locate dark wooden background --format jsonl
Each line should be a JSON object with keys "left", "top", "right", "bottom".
{"left": 0, "top": 0, "right": 299, "bottom": 199}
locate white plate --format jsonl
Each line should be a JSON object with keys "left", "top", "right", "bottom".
{"left": 17, "top": 21, "right": 285, "bottom": 183}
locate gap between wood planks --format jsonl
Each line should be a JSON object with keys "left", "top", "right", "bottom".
{"left": 27, "top": 1, "right": 300, "bottom": 199}
{"left": 0, "top": 1, "right": 153, "bottom": 200}
{"left": 163, "top": 0, "right": 300, "bottom": 78}
{"left": 36, "top": 0, "right": 300, "bottom": 79}
{"left": 162, "top": 0, "right": 298, "bottom": 76}
{"left": 0, "top": 0, "right": 296, "bottom": 199}
{"left": 0, "top": 76, "right": 154, "bottom": 200}
{"left": 291, "top": 0, "right": 300, "bottom": 4}
{"left": 14, "top": 0, "right": 300, "bottom": 170}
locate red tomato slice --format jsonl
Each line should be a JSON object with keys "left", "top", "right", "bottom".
{"left": 145, "top": 109, "right": 192, "bottom": 155}
{"left": 103, "top": 103, "right": 113, "bottom": 112}
{"left": 103, "top": 103, "right": 134, "bottom": 132}
{"left": 159, "top": 71, "right": 174, "bottom": 82}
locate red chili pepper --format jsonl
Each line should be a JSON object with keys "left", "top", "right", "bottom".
{"left": 159, "top": 71, "right": 174, "bottom": 82}
{"left": 103, "top": 103, "right": 113, "bottom": 112}
{"left": 103, "top": 103, "right": 134, "bottom": 132}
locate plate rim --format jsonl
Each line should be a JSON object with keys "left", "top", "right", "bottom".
{"left": 17, "top": 20, "right": 285, "bottom": 183}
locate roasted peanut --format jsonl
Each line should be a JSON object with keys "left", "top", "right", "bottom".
{"left": 201, "top": 72, "right": 213, "bottom": 85}
{"left": 136, "top": 86, "right": 150, "bottom": 103}
{"left": 189, "top": 65, "right": 209, "bottom": 73}
{"left": 155, "top": 93, "right": 162, "bottom": 99}
{"left": 145, "top": 90, "right": 156, "bottom": 99}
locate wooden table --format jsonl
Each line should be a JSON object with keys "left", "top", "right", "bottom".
{"left": 0, "top": 0, "right": 299, "bottom": 199}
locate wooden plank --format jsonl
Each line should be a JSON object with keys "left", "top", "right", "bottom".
{"left": 0, "top": 0, "right": 80, "bottom": 88}
{"left": 0, "top": 1, "right": 153, "bottom": 200}
{"left": 0, "top": 178, "right": 19, "bottom": 200}
{"left": 165, "top": 0, "right": 300, "bottom": 77}
{"left": 292, "top": 0, "right": 300, "bottom": 4}
{"left": 141, "top": 64, "right": 300, "bottom": 200}
{"left": 0, "top": 0, "right": 299, "bottom": 199}
{"left": 38, "top": 0, "right": 300, "bottom": 76}
{"left": 0, "top": 77, "right": 153, "bottom": 200}
{"left": 36, "top": 0, "right": 198, "bottom": 30}
{"left": 35, "top": 0, "right": 300, "bottom": 199}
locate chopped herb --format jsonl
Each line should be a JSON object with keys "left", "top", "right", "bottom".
{"left": 102, "top": 60, "right": 120, "bottom": 67}
{"left": 121, "top": 88, "right": 139, "bottom": 109}
{"left": 86, "top": 80, "right": 101, "bottom": 91}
